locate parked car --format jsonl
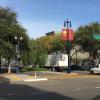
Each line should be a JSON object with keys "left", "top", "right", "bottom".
{"left": 90, "top": 64, "right": 100, "bottom": 74}
{"left": 78, "top": 60, "right": 96, "bottom": 71}
{"left": 71, "top": 64, "right": 82, "bottom": 70}
{"left": 0, "top": 66, "right": 20, "bottom": 73}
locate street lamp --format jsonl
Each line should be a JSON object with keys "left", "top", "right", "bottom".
{"left": 64, "top": 19, "right": 72, "bottom": 74}
{"left": 14, "top": 36, "right": 23, "bottom": 73}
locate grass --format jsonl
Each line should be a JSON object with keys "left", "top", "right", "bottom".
{"left": 20, "top": 66, "right": 48, "bottom": 72}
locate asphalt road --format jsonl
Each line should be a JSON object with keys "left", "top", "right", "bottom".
{"left": 0, "top": 75, "right": 100, "bottom": 100}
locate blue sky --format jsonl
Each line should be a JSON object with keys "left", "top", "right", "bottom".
{"left": 0, "top": 0, "right": 100, "bottom": 39}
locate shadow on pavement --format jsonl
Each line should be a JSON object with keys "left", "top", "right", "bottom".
{"left": 92, "top": 95, "right": 100, "bottom": 100}
{"left": 0, "top": 82, "right": 75, "bottom": 100}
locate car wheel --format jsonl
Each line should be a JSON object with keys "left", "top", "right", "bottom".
{"left": 90, "top": 70, "right": 94, "bottom": 74}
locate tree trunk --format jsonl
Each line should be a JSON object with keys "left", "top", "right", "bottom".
{"left": 0, "top": 55, "right": 1, "bottom": 72}
{"left": 8, "top": 58, "right": 11, "bottom": 73}
{"left": 8, "top": 64, "right": 11, "bottom": 73}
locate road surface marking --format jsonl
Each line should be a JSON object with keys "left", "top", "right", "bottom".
{"left": 24, "top": 78, "right": 48, "bottom": 82}
{"left": 95, "top": 87, "right": 100, "bottom": 88}
{"left": 96, "top": 81, "right": 100, "bottom": 82}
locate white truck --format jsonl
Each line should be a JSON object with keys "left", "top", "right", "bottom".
{"left": 45, "top": 53, "right": 68, "bottom": 71}
{"left": 90, "top": 64, "right": 100, "bottom": 74}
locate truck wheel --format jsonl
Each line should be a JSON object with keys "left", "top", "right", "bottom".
{"left": 90, "top": 71, "right": 94, "bottom": 74}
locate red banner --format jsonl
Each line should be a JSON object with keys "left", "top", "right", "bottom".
{"left": 61, "top": 29, "right": 74, "bottom": 41}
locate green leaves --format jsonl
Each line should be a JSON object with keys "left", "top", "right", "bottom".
{"left": 28, "top": 39, "right": 47, "bottom": 67}
{"left": 0, "top": 7, "right": 29, "bottom": 65}
{"left": 74, "top": 22, "right": 100, "bottom": 58}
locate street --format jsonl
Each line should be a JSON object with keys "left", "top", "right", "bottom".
{"left": 0, "top": 75, "right": 100, "bottom": 100}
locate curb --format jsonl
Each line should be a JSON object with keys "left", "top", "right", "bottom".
{"left": 0, "top": 74, "right": 23, "bottom": 83}
{"left": 42, "top": 73, "right": 80, "bottom": 80}
{"left": 0, "top": 76, "right": 10, "bottom": 83}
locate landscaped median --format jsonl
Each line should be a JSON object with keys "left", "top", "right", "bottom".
{"left": 39, "top": 72, "right": 80, "bottom": 80}
{"left": 0, "top": 73, "right": 48, "bottom": 83}
{"left": 0, "top": 72, "right": 80, "bottom": 83}
{"left": 23, "top": 71, "right": 80, "bottom": 80}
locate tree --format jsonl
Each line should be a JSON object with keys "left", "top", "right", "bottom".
{"left": 37, "top": 35, "right": 55, "bottom": 53}
{"left": 50, "top": 33, "right": 66, "bottom": 53}
{"left": 37, "top": 33, "right": 67, "bottom": 53}
{"left": 0, "top": 7, "right": 29, "bottom": 70}
{"left": 75, "top": 22, "right": 100, "bottom": 59}
{"left": 28, "top": 39, "right": 47, "bottom": 67}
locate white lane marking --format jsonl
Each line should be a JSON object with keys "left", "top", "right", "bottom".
{"left": 24, "top": 78, "right": 48, "bottom": 82}
{"left": 95, "top": 87, "right": 100, "bottom": 89}
{"left": 96, "top": 81, "right": 100, "bottom": 82}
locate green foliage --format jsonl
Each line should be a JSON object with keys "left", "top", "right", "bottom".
{"left": 33, "top": 68, "right": 48, "bottom": 71}
{"left": 36, "top": 33, "right": 66, "bottom": 53}
{"left": 23, "top": 66, "right": 34, "bottom": 71}
{"left": 1, "top": 7, "right": 100, "bottom": 67}
{"left": 20, "top": 66, "right": 48, "bottom": 72}
{"left": 28, "top": 33, "right": 66, "bottom": 67}
{"left": 75, "top": 22, "right": 100, "bottom": 58}
{"left": 20, "top": 68, "right": 28, "bottom": 72}
{"left": 28, "top": 33, "right": 69, "bottom": 67}
{"left": 0, "top": 7, "right": 29, "bottom": 65}
{"left": 50, "top": 34, "right": 66, "bottom": 53}
{"left": 28, "top": 39, "right": 47, "bottom": 67}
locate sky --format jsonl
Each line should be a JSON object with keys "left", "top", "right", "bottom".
{"left": 0, "top": 0, "right": 100, "bottom": 39}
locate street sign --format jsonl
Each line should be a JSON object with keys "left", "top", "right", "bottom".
{"left": 61, "top": 29, "right": 74, "bottom": 41}
{"left": 93, "top": 34, "right": 100, "bottom": 40}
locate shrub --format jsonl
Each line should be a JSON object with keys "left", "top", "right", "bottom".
{"left": 20, "top": 68, "right": 28, "bottom": 72}
{"left": 20, "top": 66, "right": 48, "bottom": 72}
{"left": 33, "top": 68, "right": 48, "bottom": 71}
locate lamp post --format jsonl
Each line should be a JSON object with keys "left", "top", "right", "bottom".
{"left": 75, "top": 50, "right": 78, "bottom": 66}
{"left": 64, "top": 19, "right": 72, "bottom": 74}
{"left": 14, "top": 36, "right": 23, "bottom": 73}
